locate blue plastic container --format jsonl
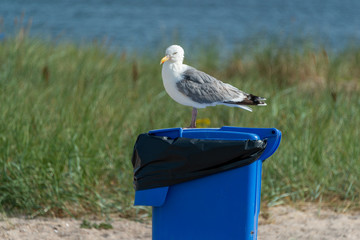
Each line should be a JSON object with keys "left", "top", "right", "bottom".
{"left": 134, "top": 126, "right": 281, "bottom": 240}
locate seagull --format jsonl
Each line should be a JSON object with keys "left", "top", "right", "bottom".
{"left": 160, "top": 45, "right": 266, "bottom": 128}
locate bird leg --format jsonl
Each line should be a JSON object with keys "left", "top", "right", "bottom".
{"left": 188, "top": 108, "right": 197, "bottom": 128}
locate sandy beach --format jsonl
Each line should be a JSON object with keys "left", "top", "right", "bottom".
{"left": 1, "top": 204, "right": 359, "bottom": 240}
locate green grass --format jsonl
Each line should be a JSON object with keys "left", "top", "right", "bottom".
{"left": 0, "top": 32, "right": 359, "bottom": 218}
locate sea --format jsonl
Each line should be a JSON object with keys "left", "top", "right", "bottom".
{"left": 1, "top": 0, "right": 360, "bottom": 51}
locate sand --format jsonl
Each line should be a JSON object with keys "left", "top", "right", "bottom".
{"left": 1, "top": 204, "right": 359, "bottom": 240}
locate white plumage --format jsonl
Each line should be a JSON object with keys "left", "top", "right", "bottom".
{"left": 160, "top": 45, "right": 266, "bottom": 128}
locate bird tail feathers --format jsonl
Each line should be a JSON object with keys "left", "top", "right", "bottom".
{"left": 237, "top": 105, "right": 253, "bottom": 112}
{"left": 222, "top": 103, "right": 253, "bottom": 112}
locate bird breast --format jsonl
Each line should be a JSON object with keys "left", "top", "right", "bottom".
{"left": 161, "top": 63, "right": 205, "bottom": 108}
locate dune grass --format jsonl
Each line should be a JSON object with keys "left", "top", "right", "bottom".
{"left": 0, "top": 32, "right": 359, "bottom": 218}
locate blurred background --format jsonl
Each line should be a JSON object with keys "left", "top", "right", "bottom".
{"left": 0, "top": 0, "right": 359, "bottom": 219}
{"left": 2, "top": 0, "right": 360, "bottom": 51}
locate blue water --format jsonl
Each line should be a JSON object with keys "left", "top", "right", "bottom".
{"left": 1, "top": 0, "right": 360, "bottom": 51}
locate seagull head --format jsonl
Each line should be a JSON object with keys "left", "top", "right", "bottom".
{"left": 160, "top": 45, "right": 184, "bottom": 65}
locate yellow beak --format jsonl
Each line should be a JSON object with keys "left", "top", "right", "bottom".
{"left": 160, "top": 55, "right": 170, "bottom": 65}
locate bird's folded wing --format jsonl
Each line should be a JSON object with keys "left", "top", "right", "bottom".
{"left": 176, "top": 67, "right": 247, "bottom": 104}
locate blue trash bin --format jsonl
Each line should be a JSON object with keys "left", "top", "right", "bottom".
{"left": 134, "top": 126, "right": 281, "bottom": 240}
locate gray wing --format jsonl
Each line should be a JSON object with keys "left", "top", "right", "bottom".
{"left": 176, "top": 67, "right": 248, "bottom": 104}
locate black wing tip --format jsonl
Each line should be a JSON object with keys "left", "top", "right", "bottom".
{"left": 250, "top": 94, "right": 267, "bottom": 105}
{"left": 225, "top": 94, "right": 267, "bottom": 106}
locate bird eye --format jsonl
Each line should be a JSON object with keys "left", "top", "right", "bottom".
{"left": 173, "top": 52, "right": 178, "bottom": 55}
